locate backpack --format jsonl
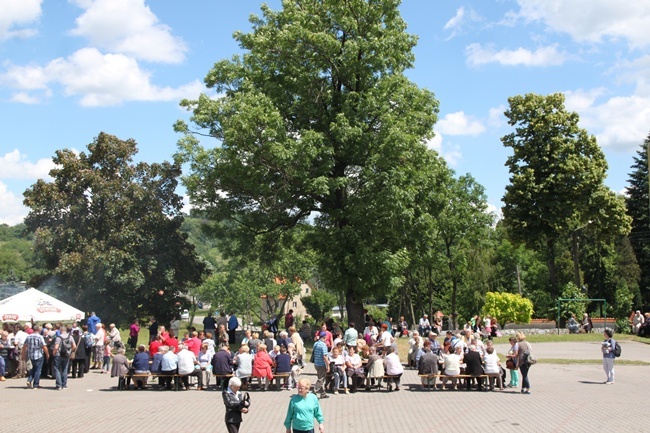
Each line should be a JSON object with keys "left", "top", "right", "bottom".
{"left": 59, "top": 335, "right": 72, "bottom": 358}
{"left": 45, "top": 333, "right": 56, "bottom": 352}
{"left": 613, "top": 341, "right": 622, "bottom": 358}
{"left": 84, "top": 333, "right": 95, "bottom": 349}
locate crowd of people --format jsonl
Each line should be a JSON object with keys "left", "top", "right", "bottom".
{"left": 0, "top": 312, "right": 128, "bottom": 389}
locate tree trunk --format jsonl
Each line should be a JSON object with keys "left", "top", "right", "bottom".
{"left": 346, "top": 287, "right": 365, "bottom": 334}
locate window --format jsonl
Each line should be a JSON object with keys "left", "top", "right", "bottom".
{"left": 305, "top": 288, "right": 309, "bottom": 294}
{"left": 293, "top": 302, "right": 297, "bottom": 308}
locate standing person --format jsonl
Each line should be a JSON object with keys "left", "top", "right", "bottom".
{"left": 203, "top": 312, "right": 217, "bottom": 342}
{"left": 285, "top": 309, "right": 295, "bottom": 332}
{"left": 516, "top": 331, "right": 532, "bottom": 394}
{"left": 312, "top": 332, "right": 329, "bottom": 399}
{"left": 107, "top": 323, "right": 122, "bottom": 348}
{"left": 170, "top": 316, "right": 181, "bottom": 341}
{"left": 228, "top": 312, "right": 239, "bottom": 345}
{"left": 284, "top": 378, "right": 325, "bottom": 433}
{"left": 128, "top": 318, "right": 140, "bottom": 351}
{"left": 148, "top": 317, "right": 158, "bottom": 343}
{"left": 602, "top": 328, "right": 616, "bottom": 384}
{"left": 53, "top": 325, "right": 75, "bottom": 389}
{"left": 343, "top": 322, "right": 358, "bottom": 349}
{"left": 223, "top": 377, "right": 250, "bottom": 433}
{"left": 86, "top": 312, "right": 101, "bottom": 335}
{"left": 289, "top": 326, "right": 305, "bottom": 367}
{"left": 92, "top": 323, "right": 105, "bottom": 370}
{"left": 70, "top": 328, "right": 86, "bottom": 379}
{"left": 22, "top": 324, "right": 49, "bottom": 389}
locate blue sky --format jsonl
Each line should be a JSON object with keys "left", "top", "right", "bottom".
{"left": 1, "top": 0, "right": 649, "bottom": 225}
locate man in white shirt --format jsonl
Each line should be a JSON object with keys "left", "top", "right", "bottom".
{"left": 13, "top": 324, "right": 28, "bottom": 378}
{"left": 177, "top": 344, "right": 202, "bottom": 390}
{"left": 418, "top": 314, "right": 431, "bottom": 336}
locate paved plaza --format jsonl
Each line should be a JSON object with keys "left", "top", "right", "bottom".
{"left": 3, "top": 340, "right": 649, "bottom": 433}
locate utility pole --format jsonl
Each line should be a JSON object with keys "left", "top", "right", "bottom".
{"left": 516, "top": 265, "right": 522, "bottom": 295}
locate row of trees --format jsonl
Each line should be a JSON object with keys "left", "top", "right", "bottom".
{"left": 5, "top": 1, "right": 647, "bottom": 329}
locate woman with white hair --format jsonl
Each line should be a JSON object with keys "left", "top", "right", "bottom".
{"left": 223, "top": 376, "right": 250, "bottom": 433}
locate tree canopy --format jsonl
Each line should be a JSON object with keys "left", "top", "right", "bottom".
{"left": 23, "top": 132, "right": 206, "bottom": 326}
{"left": 502, "top": 93, "right": 630, "bottom": 297}
{"left": 175, "top": 0, "right": 445, "bottom": 329}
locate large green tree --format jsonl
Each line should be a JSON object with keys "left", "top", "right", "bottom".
{"left": 175, "top": 0, "right": 444, "bottom": 330}
{"left": 502, "top": 93, "right": 629, "bottom": 297}
{"left": 626, "top": 135, "right": 650, "bottom": 304}
{"left": 23, "top": 132, "right": 206, "bottom": 326}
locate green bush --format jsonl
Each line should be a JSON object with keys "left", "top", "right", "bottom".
{"left": 615, "top": 318, "right": 631, "bottom": 334}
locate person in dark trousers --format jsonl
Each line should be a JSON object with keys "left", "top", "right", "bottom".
{"left": 228, "top": 312, "right": 238, "bottom": 345}
{"left": 223, "top": 376, "right": 250, "bottom": 433}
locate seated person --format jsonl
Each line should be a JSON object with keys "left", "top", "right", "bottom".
{"left": 111, "top": 347, "right": 131, "bottom": 387}
{"left": 198, "top": 343, "right": 213, "bottom": 390}
{"left": 397, "top": 316, "right": 408, "bottom": 337}
{"left": 275, "top": 346, "right": 293, "bottom": 389}
{"left": 177, "top": 343, "right": 202, "bottom": 390}
{"left": 131, "top": 344, "right": 151, "bottom": 389}
{"left": 567, "top": 315, "right": 580, "bottom": 334}
{"left": 251, "top": 344, "right": 274, "bottom": 390}
{"left": 328, "top": 346, "right": 348, "bottom": 394}
{"left": 365, "top": 346, "right": 383, "bottom": 390}
{"left": 442, "top": 346, "right": 462, "bottom": 390}
{"left": 383, "top": 346, "right": 404, "bottom": 391}
{"left": 581, "top": 313, "right": 593, "bottom": 333}
{"left": 483, "top": 346, "right": 503, "bottom": 390}
{"left": 160, "top": 346, "right": 179, "bottom": 390}
{"left": 463, "top": 345, "right": 483, "bottom": 391}
{"left": 344, "top": 345, "right": 365, "bottom": 393}
{"left": 211, "top": 345, "right": 234, "bottom": 389}
{"left": 151, "top": 346, "right": 164, "bottom": 374}
{"left": 234, "top": 345, "right": 253, "bottom": 389}
{"left": 418, "top": 342, "right": 439, "bottom": 389}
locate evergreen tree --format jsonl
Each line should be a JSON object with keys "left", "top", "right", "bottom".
{"left": 626, "top": 134, "right": 650, "bottom": 304}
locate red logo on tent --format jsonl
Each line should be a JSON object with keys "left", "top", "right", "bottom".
{"left": 36, "top": 299, "right": 61, "bottom": 314}
{"left": 2, "top": 314, "right": 19, "bottom": 321}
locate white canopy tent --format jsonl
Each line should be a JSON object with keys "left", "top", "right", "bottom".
{"left": 0, "top": 288, "right": 85, "bottom": 323}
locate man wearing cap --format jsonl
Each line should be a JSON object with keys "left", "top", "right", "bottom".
{"left": 418, "top": 314, "right": 431, "bottom": 337}
{"left": 428, "top": 331, "right": 442, "bottom": 356}
{"left": 312, "top": 332, "right": 329, "bottom": 399}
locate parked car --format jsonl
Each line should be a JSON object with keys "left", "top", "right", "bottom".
{"left": 180, "top": 309, "right": 189, "bottom": 320}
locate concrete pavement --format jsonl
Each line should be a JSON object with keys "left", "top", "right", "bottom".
{"left": 3, "top": 340, "right": 649, "bottom": 433}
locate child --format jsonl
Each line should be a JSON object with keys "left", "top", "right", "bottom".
{"left": 102, "top": 340, "right": 112, "bottom": 374}
{"left": 506, "top": 337, "right": 519, "bottom": 388}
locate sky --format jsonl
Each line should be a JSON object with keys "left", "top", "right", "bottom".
{"left": 1, "top": 0, "right": 649, "bottom": 226}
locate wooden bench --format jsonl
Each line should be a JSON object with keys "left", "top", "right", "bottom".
{"left": 273, "top": 372, "right": 292, "bottom": 390}
{"left": 418, "top": 374, "right": 499, "bottom": 391}
{"left": 119, "top": 372, "right": 182, "bottom": 391}
{"left": 212, "top": 373, "right": 234, "bottom": 390}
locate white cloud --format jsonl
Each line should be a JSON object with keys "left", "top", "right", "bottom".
{"left": 0, "top": 0, "right": 42, "bottom": 41}
{"left": 444, "top": 7, "right": 483, "bottom": 40}
{"left": 514, "top": 0, "right": 650, "bottom": 49}
{"left": 1, "top": 48, "right": 205, "bottom": 106}
{"left": 437, "top": 111, "right": 486, "bottom": 136}
{"left": 10, "top": 92, "right": 41, "bottom": 104}
{"left": 486, "top": 202, "right": 503, "bottom": 223}
{"left": 488, "top": 105, "right": 507, "bottom": 127}
{"left": 0, "top": 181, "right": 28, "bottom": 225}
{"left": 425, "top": 133, "right": 462, "bottom": 166}
{"left": 564, "top": 88, "right": 608, "bottom": 113}
{"left": 564, "top": 88, "right": 650, "bottom": 152}
{"left": 0, "top": 149, "right": 54, "bottom": 180}
{"left": 466, "top": 43, "right": 569, "bottom": 67}
{"left": 70, "top": 0, "right": 187, "bottom": 63}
